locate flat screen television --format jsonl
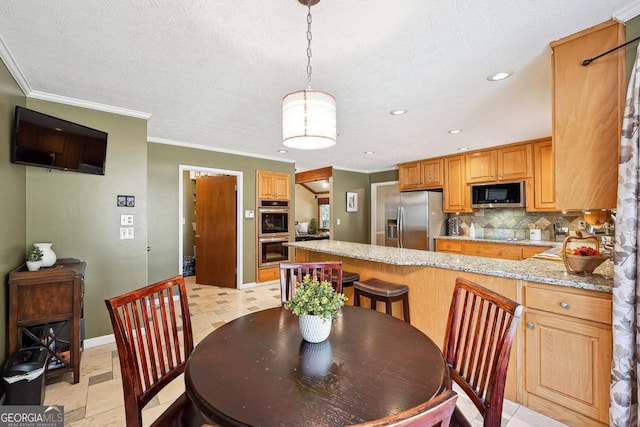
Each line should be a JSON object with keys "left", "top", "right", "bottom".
{"left": 11, "top": 106, "right": 108, "bottom": 175}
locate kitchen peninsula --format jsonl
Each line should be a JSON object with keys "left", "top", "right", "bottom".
{"left": 286, "top": 240, "right": 613, "bottom": 426}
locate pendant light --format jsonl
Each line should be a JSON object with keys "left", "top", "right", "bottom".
{"left": 282, "top": 0, "right": 336, "bottom": 150}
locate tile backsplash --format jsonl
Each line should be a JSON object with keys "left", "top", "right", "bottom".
{"left": 452, "top": 209, "right": 590, "bottom": 241}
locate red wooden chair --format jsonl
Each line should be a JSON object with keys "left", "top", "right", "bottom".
{"left": 350, "top": 389, "right": 458, "bottom": 427}
{"left": 105, "top": 276, "right": 208, "bottom": 427}
{"left": 279, "top": 261, "right": 343, "bottom": 303}
{"left": 443, "top": 277, "right": 523, "bottom": 427}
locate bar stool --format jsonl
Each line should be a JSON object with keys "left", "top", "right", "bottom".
{"left": 333, "top": 270, "right": 360, "bottom": 289}
{"left": 353, "top": 278, "right": 410, "bottom": 323}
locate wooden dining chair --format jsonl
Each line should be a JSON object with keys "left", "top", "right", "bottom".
{"left": 105, "top": 276, "right": 208, "bottom": 427}
{"left": 350, "top": 389, "right": 458, "bottom": 427}
{"left": 443, "top": 277, "right": 523, "bottom": 427}
{"left": 279, "top": 261, "right": 343, "bottom": 303}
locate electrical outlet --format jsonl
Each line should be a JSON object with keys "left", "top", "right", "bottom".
{"left": 119, "top": 227, "right": 134, "bottom": 239}
{"left": 120, "top": 215, "right": 134, "bottom": 225}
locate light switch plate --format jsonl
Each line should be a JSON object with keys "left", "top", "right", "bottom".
{"left": 245, "top": 210, "right": 255, "bottom": 218}
{"left": 120, "top": 215, "right": 134, "bottom": 225}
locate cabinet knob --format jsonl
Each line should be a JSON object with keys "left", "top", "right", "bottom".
{"left": 527, "top": 322, "right": 534, "bottom": 329}
{"left": 560, "top": 302, "right": 569, "bottom": 309}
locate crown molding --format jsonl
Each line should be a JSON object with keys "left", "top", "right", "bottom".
{"left": 0, "top": 34, "right": 32, "bottom": 95}
{"left": 148, "top": 136, "right": 296, "bottom": 164}
{"left": 613, "top": 1, "right": 640, "bottom": 22}
{"left": 28, "top": 91, "right": 151, "bottom": 120}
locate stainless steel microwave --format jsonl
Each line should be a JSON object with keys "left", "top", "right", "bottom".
{"left": 471, "top": 181, "right": 525, "bottom": 209}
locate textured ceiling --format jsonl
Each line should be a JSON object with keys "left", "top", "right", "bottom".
{"left": 0, "top": 1, "right": 636, "bottom": 172}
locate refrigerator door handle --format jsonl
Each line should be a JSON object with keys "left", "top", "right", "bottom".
{"left": 397, "top": 206, "right": 403, "bottom": 248}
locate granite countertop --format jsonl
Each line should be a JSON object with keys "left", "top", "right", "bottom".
{"left": 286, "top": 240, "right": 613, "bottom": 293}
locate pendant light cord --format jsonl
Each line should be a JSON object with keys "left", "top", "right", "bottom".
{"left": 306, "top": 0, "right": 313, "bottom": 89}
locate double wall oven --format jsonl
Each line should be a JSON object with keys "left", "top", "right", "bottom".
{"left": 258, "top": 200, "right": 290, "bottom": 268}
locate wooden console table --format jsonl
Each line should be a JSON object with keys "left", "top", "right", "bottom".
{"left": 8, "top": 258, "right": 85, "bottom": 384}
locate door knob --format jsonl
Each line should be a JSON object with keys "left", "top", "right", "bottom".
{"left": 526, "top": 322, "right": 534, "bottom": 329}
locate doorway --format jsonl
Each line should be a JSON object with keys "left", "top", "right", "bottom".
{"left": 178, "top": 165, "right": 243, "bottom": 287}
{"left": 370, "top": 181, "right": 399, "bottom": 245}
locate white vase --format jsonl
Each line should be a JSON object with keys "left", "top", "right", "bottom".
{"left": 299, "top": 314, "right": 332, "bottom": 343}
{"left": 34, "top": 243, "right": 57, "bottom": 267}
{"left": 26, "top": 260, "right": 42, "bottom": 271}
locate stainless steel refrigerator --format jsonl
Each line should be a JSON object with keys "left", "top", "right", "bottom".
{"left": 384, "top": 191, "right": 446, "bottom": 251}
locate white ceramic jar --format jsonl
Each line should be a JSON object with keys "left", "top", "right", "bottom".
{"left": 34, "top": 243, "right": 57, "bottom": 267}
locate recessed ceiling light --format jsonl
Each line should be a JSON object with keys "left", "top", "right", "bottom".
{"left": 389, "top": 109, "right": 408, "bottom": 115}
{"left": 448, "top": 129, "right": 462, "bottom": 134}
{"left": 277, "top": 149, "right": 288, "bottom": 153}
{"left": 364, "top": 151, "right": 375, "bottom": 155}
{"left": 457, "top": 147, "right": 469, "bottom": 152}
{"left": 487, "top": 71, "right": 513, "bottom": 81}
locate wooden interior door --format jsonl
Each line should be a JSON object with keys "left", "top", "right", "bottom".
{"left": 195, "top": 175, "right": 237, "bottom": 288}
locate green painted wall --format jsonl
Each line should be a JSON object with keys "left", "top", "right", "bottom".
{"left": 0, "top": 61, "right": 27, "bottom": 356}
{"left": 332, "top": 169, "right": 370, "bottom": 243}
{"left": 147, "top": 143, "right": 294, "bottom": 284}
{"left": 369, "top": 169, "right": 398, "bottom": 184}
{"left": 24, "top": 99, "right": 148, "bottom": 340}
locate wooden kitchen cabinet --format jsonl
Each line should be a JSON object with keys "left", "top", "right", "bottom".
{"left": 8, "top": 259, "right": 85, "bottom": 384}
{"left": 443, "top": 155, "right": 470, "bottom": 212}
{"left": 551, "top": 20, "right": 624, "bottom": 210}
{"left": 434, "top": 239, "right": 463, "bottom": 253}
{"left": 524, "top": 282, "right": 611, "bottom": 426}
{"left": 436, "top": 239, "right": 550, "bottom": 260}
{"left": 257, "top": 170, "right": 290, "bottom": 200}
{"left": 398, "top": 158, "right": 443, "bottom": 191}
{"left": 532, "top": 138, "right": 556, "bottom": 211}
{"left": 466, "top": 143, "right": 531, "bottom": 184}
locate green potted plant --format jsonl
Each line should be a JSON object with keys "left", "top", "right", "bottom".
{"left": 308, "top": 218, "right": 318, "bottom": 235}
{"left": 25, "top": 245, "right": 44, "bottom": 271}
{"left": 284, "top": 275, "right": 348, "bottom": 342}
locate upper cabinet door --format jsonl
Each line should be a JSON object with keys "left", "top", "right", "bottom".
{"left": 497, "top": 143, "right": 532, "bottom": 181}
{"left": 551, "top": 20, "right": 624, "bottom": 210}
{"left": 444, "top": 155, "right": 470, "bottom": 212}
{"left": 533, "top": 139, "right": 556, "bottom": 211}
{"left": 257, "top": 171, "right": 290, "bottom": 200}
{"left": 399, "top": 158, "right": 443, "bottom": 191}
{"left": 466, "top": 143, "right": 531, "bottom": 184}
{"left": 465, "top": 149, "right": 497, "bottom": 183}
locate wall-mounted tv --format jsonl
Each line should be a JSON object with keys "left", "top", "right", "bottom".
{"left": 11, "top": 106, "right": 108, "bottom": 175}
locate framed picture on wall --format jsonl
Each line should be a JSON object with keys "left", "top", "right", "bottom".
{"left": 346, "top": 191, "right": 358, "bottom": 212}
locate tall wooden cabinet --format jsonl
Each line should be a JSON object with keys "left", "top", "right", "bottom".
{"left": 8, "top": 259, "right": 85, "bottom": 384}
{"left": 443, "top": 155, "right": 470, "bottom": 212}
{"left": 532, "top": 138, "right": 556, "bottom": 211}
{"left": 524, "top": 282, "right": 611, "bottom": 426}
{"left": 551, "top": 20, "right": 624, "bottom": 210}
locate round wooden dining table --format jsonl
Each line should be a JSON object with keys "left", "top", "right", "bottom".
{"left": 185, "top": 306, "right": 449, "bottom": 427}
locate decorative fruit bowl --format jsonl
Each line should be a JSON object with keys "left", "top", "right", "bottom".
{"left": 561, "top": 232, "right": 608, "bottom": 275}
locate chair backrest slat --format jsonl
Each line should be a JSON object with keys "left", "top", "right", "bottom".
{"left": 279, "top": 262, "right": 343, "bottom": 304}
{"left": 443, "top": 277, "right": 523, "bottom": 426}
{"left": 105, "top": 276, "right": 194, "bottom": 427}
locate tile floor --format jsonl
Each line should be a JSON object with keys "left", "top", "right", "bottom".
{"left": 43, "top": 276, "right": 568, "bottom": 426}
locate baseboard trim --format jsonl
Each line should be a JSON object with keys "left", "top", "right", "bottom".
{"left": 84, "top": 334, "right": 115, "bottom": 349}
